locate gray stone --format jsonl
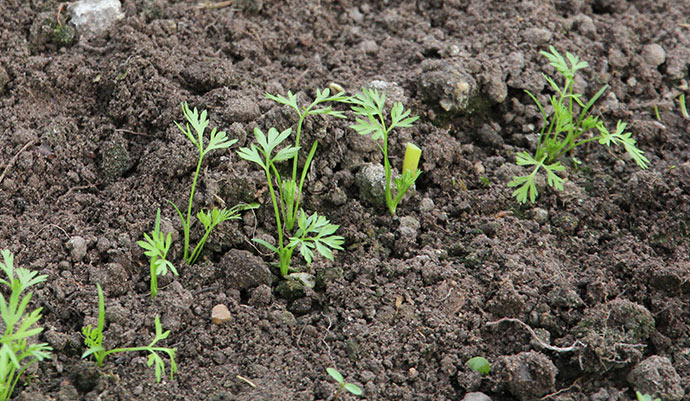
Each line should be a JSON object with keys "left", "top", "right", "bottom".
{"left": 69, "top": 0, "right": 124, "bottom": 39}
{"left": 219, "top": 249, "right": 273, "bottom": 291}
{"left": 356, "top": 163, "right": 387, "bottom": 209}
{"left": 463, "top": 392, "right": 492, "bottom": 401}
{"left": 627, "top": 356, "right": 684, "bottom": 401}
{"left": 420, "top": 197, "right": 435, "bottom": 212}
{"left": 360, "top": 40, "right": 378, "bottom": 55}
{"left": 67, "top": 236, "right": 87, "bottom": 261}
{"left": 419, "top": 59, "right": 481, "bottom": 117}
{"left": 500, "top": 351, "right": 557, "bottom": 400}
{"left": 522, "top": 28, "right": 552, "bottom": 46}
{"left": 641, "top": 43, "right": 666, "bottom": 68}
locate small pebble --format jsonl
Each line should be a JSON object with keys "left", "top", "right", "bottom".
{"left": 211, "top": 304, "right": 231, "bottom": 324}
{"left": 67, "top": 236, "right": 87, "bottom": 261}
{"left": 641, "top": 43, "right": 666, "bottom": 68}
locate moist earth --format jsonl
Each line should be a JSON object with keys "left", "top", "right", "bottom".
{"left": 1, "top": 0, "right": 690, "bottom": 400}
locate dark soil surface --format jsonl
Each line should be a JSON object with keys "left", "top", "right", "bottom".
{"left": 1, "top": 0, "right": 690, "bottom": 400}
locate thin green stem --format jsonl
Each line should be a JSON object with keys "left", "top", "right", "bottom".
{"left": 184, "top": 154, "right": 204, "bottom": 262}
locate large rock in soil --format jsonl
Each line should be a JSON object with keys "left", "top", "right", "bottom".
{"left": 627, "top": 355, "right": 684, "bottom": 401}
{"left": 498, "top": 351, "right": 557, "bottom": 400}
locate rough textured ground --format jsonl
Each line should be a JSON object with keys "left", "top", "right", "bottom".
{"left": 1, "top": 0, "right": 690, "bottom": 400}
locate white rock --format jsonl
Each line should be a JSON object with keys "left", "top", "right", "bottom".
{"left": 69, "top": 0, "right": 124, "bottom": 39}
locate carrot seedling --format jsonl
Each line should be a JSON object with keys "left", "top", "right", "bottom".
{"left": 327, "top": 367, "right": 363, "bottom": 399}
{"left": 0, "top": 250, "right": 52, "bottom": 401}
{"left": 81, "top": 284, "right": 177, "bottom": 383}
{"left": 137, "top": 208, "right": 176, "bottom": 298}
{"left": 509, "top": 46, "right": 649, "bottom": 203}
{"left": 348, "top": 88, "right": 420, "bottom": 215}
{"left": 169, "top": 103, "right": 257, "bottom": 264}
{"left": 266, "top": 88, "right": 348, "bottom": 231}
{"left": 237, "top": 127, "right": 344, "bottom": 276}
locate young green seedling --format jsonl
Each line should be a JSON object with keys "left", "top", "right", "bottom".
{"left": 137, "top": 208, "right": 176, "bottom": 299}
{"left": 326, "top": 367, "right": 362, "bottom": 399}
{"left": 169, "top": 102, "right": 256, "bottom": 264}
{"left": 636, "top": 391, "right": 661, "bottom": 401}
{"left": 348, "top": 88, "right": 421, "bottom": 215}
{"left": 509, "top": 46, "right": 649, "bottom": 203}
{"left": 237, "top": 127, "right": 344, "bottom": 276}
{"left": 265, "top": 88, "right": 348, "bottom": 231}
{"left": 466, "top": 356, "right": 491, "bottom": 375}
{"left": 679, "top": 93, "right": 689, "bottom": 119}
{"left": 0, "top": 250, "right": 52, "bottom": 401}
{"left": 81, "top": 284, "right": 177, "bottom": 383}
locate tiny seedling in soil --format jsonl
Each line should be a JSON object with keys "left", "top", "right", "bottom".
{"left": 0, "top": 250, "right": 52, "bottom": 401}
{"left": 679, "top": 93, "right": 689, "bottom": 119}
{"left": 169, "top": 102, "right": 257, "bottom": 264}
{"left": 81, "top": 284, "right": 177, "bottom": 383}
{"left": 508, "top": 46, "right": 649, "bottom": 203}
{"left": 265, "top": 88, "right": 348, "bottom": 231}
{"left": 466, "top": 356, "right": 491, "bottom": 375}
{"left": 237, "top": 126, "right": 344, "bottom": 276}
{"left": 326, "top": 367, "right": 362, "bottom": 399}
{"left": 137, "top": 208, "right": 177, "bottom": 299}
{"left": 348, "top": 88, "right": 421, "bottom": 215}
{"left": 636, "top": 392, "right": 661, "bottom": 401}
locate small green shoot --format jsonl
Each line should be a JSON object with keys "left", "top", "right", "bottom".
{"left": 137, "top": 208, "right": 176, "bottom": 299}
{"left": 0, "top": 250, "right": 52, "bottom": 401}
{"left": 266, "top": 88, "right": 348, "bottom": 231}
{"left": 81, "top": 284, "right": 177, "bottom": 383}
{"left": 653, "top": 105, "right": 661, "bottom": 121}
{"left": 509, "top": 46, "right": 649, "bottom": 203}
{"left": 327, "top": 367, "right": 363, "bottom": 399}
{"left": 679, "top": 93, "right": 689, "bottom": 119}
{"left": 169, "top": 103, "right": 256, "bottom": 264}
{"left": 238, "top": 127, "right": 344, "bottom": 276}
{"left": 466, "top": 356, "right": 491, "bottom": 375}
{"left": 348, "top": 88, "right": 420, "bottom": 215}
{"left": 636, "top": 391, "right": 661, "bottom": 401}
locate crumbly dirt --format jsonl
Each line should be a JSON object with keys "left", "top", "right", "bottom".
{"left": 1, "top": 0, "right": 690, "bottom": 400}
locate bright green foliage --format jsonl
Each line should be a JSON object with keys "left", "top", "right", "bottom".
{"left": 81, "top": 284, "right": 177, "bottom": 383}
{"left": 238, "top": 127, "right": 344, "bottom": 276}
{"left": 466, "top": 356, "right": 491, "bottom": 375}
{"left": 348, "top": 88, "right": 420, "bottom": 215}
{"left": 327, "top": 367, "right": 363, "bottom": 399}
{"left": 169, "top": 102, "right": 256, "bottom": 264}
{"left": 266, "top": 88, "right": 348, "bottom": 231}
{"left": 636, "top": 391, "right": 661, "bottom": 401}
{"left": 0, "top": 250, "right": 51, "bottom": 401}
{"left": 137, "top": 208, "right": 176, "bottom": 299}
{"left": 509, "top": 46, "right": 649, "bottom": 203}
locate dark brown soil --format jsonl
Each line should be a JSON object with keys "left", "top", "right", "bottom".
{"left": 1, "top": 0, "right": 690, "bottom": 400}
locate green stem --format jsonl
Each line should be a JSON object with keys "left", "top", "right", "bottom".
{"left": 265, "top": 166, "right": 289, "bottom": 275}
{"left": 184, "top": 153, "right": 204, "bottom": 262}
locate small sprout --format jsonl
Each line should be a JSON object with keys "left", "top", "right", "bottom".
{"left": 466, "top": 356, "right": 491, "bottom": 375}
{"left": 348, "top": 88, "right": 420, "bottom": 215}
{"left": 679, "top": 93, "right": 689, "bottom": 119}
{"left": 402, "top": 142, "right": 422, "bottom": 174}
{"left": 653, "top": 105, "right": 661, "bottom": 121}
{"left": 81, "top": 284, "right": 177, "bottom": 383}
{"left": 509, "top": 46, "right": 648, "bottom": 203}
{"left": 137, "top": 208, "right": 176, "bottom": 299}
{"left": 0, "top": 250, "right": 52, "bottom": 401}
{"left": 636, "top": 391, "right": 661, "bottom": 401}
{"left": 327, "top": 367, "right": 363, "bottom": 399}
